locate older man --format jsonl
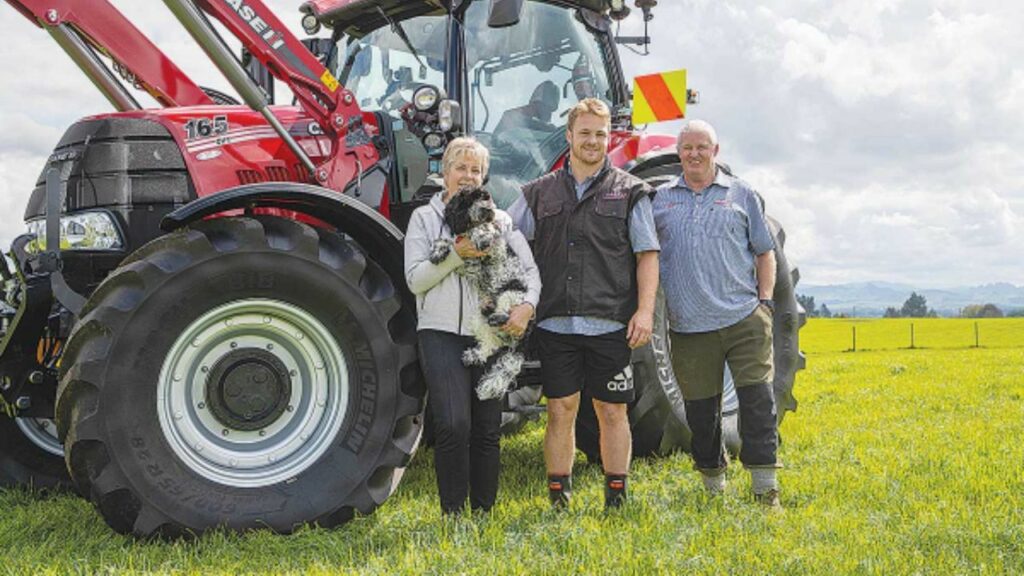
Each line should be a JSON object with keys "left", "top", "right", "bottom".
{"left": 652, "top": 119, "right": 781, "bottom": 508}
{"left": 509, "top": 98, "right": 659, "bottom": 509}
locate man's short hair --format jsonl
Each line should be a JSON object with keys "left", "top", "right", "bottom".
{"left": 677, "top": 119, "right": 719, "bottom": 149}
{"left": 442, "top": 136, "right": 490, "bottom": 177}
{"left": 567, "top": 98, "right": 611, "bottom": 131}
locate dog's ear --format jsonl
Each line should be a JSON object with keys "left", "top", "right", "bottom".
{"left": 467, "top": 187, "right": 490, "bottom": 204}
{"left": 444, "top": 191, "right": 472, "bottom": 235}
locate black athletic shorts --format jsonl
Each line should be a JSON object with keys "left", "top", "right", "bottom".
{"left": 535, "top": 327, "right": 634, "bottom": 404}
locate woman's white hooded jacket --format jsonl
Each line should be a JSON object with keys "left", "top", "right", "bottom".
{"left": 404, "top": 192, "right": 541, "bottom": 335}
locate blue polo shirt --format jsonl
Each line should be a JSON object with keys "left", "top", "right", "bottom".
{"left": 653, "top": 170, "right": 775, "bottom": 333}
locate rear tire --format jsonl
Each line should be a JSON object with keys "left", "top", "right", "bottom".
{"left": 55, "top": 216, "right": 424, "bottom": 537}
{"left": 0, "top": 414, "right": 70, "bottom": 490}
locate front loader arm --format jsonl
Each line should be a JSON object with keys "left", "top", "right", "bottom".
{"left": 5, "top": 0, "right": 214, "bottom": 109}
{"left": 165, "top": 0, "right": 377, "bottom": 189}
{"left": 191, "top": 0, "right": 352, "bottom": 134}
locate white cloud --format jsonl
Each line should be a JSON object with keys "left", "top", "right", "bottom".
{"left": 620, "top": 0, "right": 1023, "bottom": 286}
{"left": 0, "top": 0, "right": 1021, "bottom": 289}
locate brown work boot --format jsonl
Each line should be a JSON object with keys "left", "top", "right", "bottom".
{"left": 753, "top": 488, "right": 782, "bottom": 511}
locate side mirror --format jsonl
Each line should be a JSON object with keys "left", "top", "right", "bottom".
{"left": 488, "top": 0, "right": 525, "bottom": 28}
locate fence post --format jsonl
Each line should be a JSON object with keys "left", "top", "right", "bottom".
{"left": 910, "top": 322, "right": 915, "bottom": 349}
{"left": 852, "top": 326, "right": 857, "bottom": 352}
{"left": 974, "top": 322, "right": 979, "bottom": 348}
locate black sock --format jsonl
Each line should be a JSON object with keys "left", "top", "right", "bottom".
{"left": 548, "top": 474, "right": 572, "bottom": 508}
{"left": 604, "top": 474, "right": 628, "bottom": 508}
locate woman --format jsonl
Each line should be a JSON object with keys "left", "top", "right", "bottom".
{"left": 404, "top": 137, "right": 541, "bottom": 516}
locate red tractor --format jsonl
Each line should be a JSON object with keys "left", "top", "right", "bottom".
{"left": 0, "top": 0, "right": 804, "bottom": 537}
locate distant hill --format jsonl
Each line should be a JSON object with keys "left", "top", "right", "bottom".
{"left": 798, "top": 282, "right": 1024, "bottom": 317}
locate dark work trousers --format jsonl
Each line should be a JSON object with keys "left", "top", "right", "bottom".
{"left": 671, "top": 307, "right": 779, "bottom": 472}
{"left": 418, "top": 329, "right": 502, "bottom": 513}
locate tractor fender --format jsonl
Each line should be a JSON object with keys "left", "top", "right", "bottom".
{"left": 623, "top": 147, "right": 680, "bottom": 179}
{"left": 160, "top": 172, "right": 408, "bottom": 299}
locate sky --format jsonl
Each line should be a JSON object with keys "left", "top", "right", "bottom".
{"left": 1, "top": 0, "right": 1021, "bottom": 288}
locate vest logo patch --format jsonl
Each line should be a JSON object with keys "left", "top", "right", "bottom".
{"left": 602, "top": 190, "right": 628, "bottom": 200}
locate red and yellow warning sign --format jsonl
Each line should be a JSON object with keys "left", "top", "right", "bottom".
{"left": 632, "top": 69, "right": 687, "bottom": 125}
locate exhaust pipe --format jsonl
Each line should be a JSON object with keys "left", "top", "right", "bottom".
{"left": 47, "top": 24, "right": 141, "bottom": 112}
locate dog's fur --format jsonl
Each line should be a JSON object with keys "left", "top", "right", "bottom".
{"left": 429, "top": 187, "right": 530, "bottom": 400}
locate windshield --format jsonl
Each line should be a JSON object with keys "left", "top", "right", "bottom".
{"left": 465, "top": 1, "right": 614, "bottom": 207}
{"left": 336, "top": 15, "right": 448, "bottom": 116}
{"left": 335, "top": 14, "right": 448, "bottom": 202}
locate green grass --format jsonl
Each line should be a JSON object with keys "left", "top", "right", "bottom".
{"left": 801, "top": 318, "right": 1024, "bottom": 353}
{"left": 2, "top": 325, "right": 1023, "bottom": 574}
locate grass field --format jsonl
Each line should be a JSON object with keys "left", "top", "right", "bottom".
{"left": 800, "top": 317, "right": 1024, "bottom": 353}
{"left": 1, "top": 320, "right": 1022, "bottom": 574}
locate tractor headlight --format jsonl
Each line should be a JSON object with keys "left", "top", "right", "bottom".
{"left": 422, "top": 132, "right": 445, "bottom": 150}
{"left": 25, "top": 211, "right": 124, "bottom": 253}
{"left": 609, "top": 0, "right": 631, "bottom": 19}
{"left": 413, "top": 85, "right": 440, "bottom": 111}
{"left": 438, "top": 100, "right": 462, "bottom": 132}
{"left": 301, "top": 13, "right": 321, "bottom": 35}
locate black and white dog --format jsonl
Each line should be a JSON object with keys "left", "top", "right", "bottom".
{"left": 429, "top": 187, "right": 529, "bottom": 400}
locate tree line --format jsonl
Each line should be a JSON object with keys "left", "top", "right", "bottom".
{"left": 796, "top": 292, "right": 1023, "bottom": 318}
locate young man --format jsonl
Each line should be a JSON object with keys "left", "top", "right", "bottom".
{"left": 652, "top": 119, "right": 782, "bottom": 509}
{"left": 509, "top": 98, "right": 659, "bottom": 509}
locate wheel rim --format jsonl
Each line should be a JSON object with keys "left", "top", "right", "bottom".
{"left": 157, "top": 299, "right": 349, "bottom": 487}
{"left": 15, "top": 417, "right": 63, "bottom": 457}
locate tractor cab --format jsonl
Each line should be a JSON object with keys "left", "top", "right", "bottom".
{"left": 311, "top": 0, "right": 629, "bottom": 212}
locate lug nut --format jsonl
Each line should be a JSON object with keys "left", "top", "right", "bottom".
{"left": 15, "top": 396, "right": 31, "bottom": 410}
{"left": 28, "top": 371, "right": 44, "bottom": 384}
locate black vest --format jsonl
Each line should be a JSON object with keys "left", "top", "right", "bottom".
{"left": 523, "top": 164, "right": 651, "bottom": 324}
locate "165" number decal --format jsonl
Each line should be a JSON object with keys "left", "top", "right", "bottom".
{"left": 184, "top": 115, "right": 228, "bottom": 140}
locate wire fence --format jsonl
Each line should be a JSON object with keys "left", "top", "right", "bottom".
{"left": 800, "top": 318, "right": 1024, "bottom": 354}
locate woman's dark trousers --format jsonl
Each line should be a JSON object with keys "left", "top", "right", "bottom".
{"left": 418, "top": 330, "right": 502, "bottom": 514}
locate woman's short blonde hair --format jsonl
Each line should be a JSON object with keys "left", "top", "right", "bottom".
{"left": 441, "top": 136, "right": 490, "bottom": 177}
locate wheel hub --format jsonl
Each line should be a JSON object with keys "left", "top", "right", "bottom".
{"left": 157, "top": 298, "right": 349, "bottom": 487}
{"left": 206, "top": 348, "right": 292, "bottom": 431}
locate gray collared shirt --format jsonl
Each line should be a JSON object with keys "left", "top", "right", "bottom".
{"left": 508, "top": 161, "right": 660, "bottom": 335}
{"left": 653, "top": 170, "right": 775, "bottom": 333}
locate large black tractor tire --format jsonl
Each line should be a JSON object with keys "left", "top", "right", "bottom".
{"left": 55, "top": 216, "right": 424, "bottom": 537}
{"left": 575, "top": 165, "right": 804, "bottom": 462}
{"left": 0, "top": 414, "right": 71, "bottom": 490}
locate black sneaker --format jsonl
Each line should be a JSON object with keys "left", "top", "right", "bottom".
{"left": 548, "top": 475, "right": 572, "bottom": 509}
